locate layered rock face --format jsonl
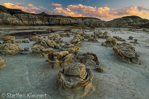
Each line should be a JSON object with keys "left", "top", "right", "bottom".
{"left": 0, "top": 5, "right": 149, "bottom": 27}
{"left": 107, "top": 16, "right": 149, "bottom": 28}
{"left": 14, "top": 14, "right": 43, "bottom": 25}
{"left": 0, "top": 12, "right": 23, "bottom": 25}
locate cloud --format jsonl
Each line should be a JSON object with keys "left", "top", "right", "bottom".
{"left": 51, "top": 4, "right": 143, "bottom": 19}
{"left": 144, "top": 12, "right": 149, "bottom": 16}
{"left": 2, "top": 2, "right": 149, "bottom": 20}
{"left": 28, "top": 4, "right": 33, "bottom": 7}
{"left": 51, "top": 4, "right": 114, "bottom": 18}
{"left": 138, "top": 6, "right": 149, "bottom": 11}
{"left": 28, "top": 3, "right": 40, "bottom": 10}
{"left": 113, "top": 6, "right": 143, "bottom": 16}
{"left": 3, "top": 2, "right": 41, "bottom": 13}
{"left": 51, "top": 3, "right": 62, "bottom": 7}
{"left": 39, "top": 6, "right": 51, "bottom": 13}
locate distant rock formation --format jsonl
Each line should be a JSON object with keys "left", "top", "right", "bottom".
{"left": 0, "top": 5, "right": 149, "bottom": 28}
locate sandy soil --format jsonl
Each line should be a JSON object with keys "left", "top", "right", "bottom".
{"left": 0, "top": 27, "right": 149, "bottom": 99}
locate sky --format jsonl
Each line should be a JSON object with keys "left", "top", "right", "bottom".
{"left": 0, "top": 0, "right": 149, "bottom": 21}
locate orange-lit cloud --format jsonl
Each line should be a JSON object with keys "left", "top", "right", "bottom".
{"left": 39, "top": 6, "right": 51, "bottom": 13}
{"left": 144, "top": 12, "right": 149, "bottom": 16}
{"left": 51, "top": 4, "right": 145, "bottom": 19}
{"left": 3, "top": 2, "right": 40, "bottom": 14}
{"left": 51, "top": 3, "right": 62, "bottom": 7}
{"left": 51, "top": 4, "right": 114, "bottom": 18}
{"left": 2, "top": 2, "right": 149, "bottom": 20}
{"left": 28, "top": 4, "right": 33, "bottom": 7}
{"left": 113, "top": 6, "right": 143, "bottom": 17}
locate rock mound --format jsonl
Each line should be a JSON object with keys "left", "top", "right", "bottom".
{"left": 0, "top": 44, "right": 21, "bottom": 55}
{"left": 113, "top": 43, "right": 141, "bottom": 64}
{"left": 57, "top": 63, "right": 94, "bottom": 99}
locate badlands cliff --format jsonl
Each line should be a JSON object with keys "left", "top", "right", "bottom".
{"left": 0, "top": 5, "right": 149, "bottom": 28}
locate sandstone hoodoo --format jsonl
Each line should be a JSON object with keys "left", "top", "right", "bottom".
{"left": 0, "top": 44, "right": 21, "bottom": 55}
{"left": 88, "top": 36, "right": 99, "bottom": 42}
{"left": 76, "top": 28, "right": 85, "bottom": 35}
{"left": 48, "top": 35, "right": 53, "bottom": 40}
{"left": 47, "top": 51, "right": 74, "bottom": 68}
{"left": 102, "top": 37, "right": 117, "bottom": 47}
{"left": 113, "top": 36, "right": 125, "bottom": 41}
{"left": 33, "top": 38, "right": 56, "bottom": 48}
{"left": 52, "top": 34, "right": 63, "bottom": 43}
{"left": 58, "top": 42, "right": 79, "bottom": 53}
{"left": 0, "top": 57, "right": 6, "bottom": 69}
{"left": 76, "top": 52, "right": 100, "bottom": 66}
{"left": 71, "top": 35, "right": 84, "bottom": 46}
{"left": 29, "top": 35, "right": 41, "bottom": 41}
{"left": 59, "top": 32, "right": 71, "bottom": 37}
{"left": 15, "top": 40, "right": 22, "bottom": 43}
{"left": 94, "top": 31, "right": 109, "bottom": 38}
{"left": 57, "top": 63, "right": 95, "bottom": 99}
{"left": 128, "top": 36, "right": 133, "bottom": 40}
{"left": 2, "top": 36, "right": 15, "bottom": 44}
{"left": 22, "top": 39, "right": 30, "bottom": 43}
{"left": 24, "top": 47, "right": 29, "bottom": 51}
{"left": 48, "top": 34, "right": 63, "bottom": 43}
{"left": 134, "top": 39, "right": 139, "bottom": 44}
{"left": 31, "top": 45, "right": 54, "bottom": 57}
{"left": 113, "top": 43, "right": 141, "bottom": 64}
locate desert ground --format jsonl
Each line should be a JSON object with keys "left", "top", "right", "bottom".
{"left": 0, "top": 26, "right": 149, "bottom": 99}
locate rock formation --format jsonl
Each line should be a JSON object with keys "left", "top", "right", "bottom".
{"left": 128, "top": 36, "right": 133, "bottom": 40}
{"left": 71, "top": 35, "right": 84, "bottom": 46}
{"left": 94, "top": 66, "right": 104, "bottom": 72}
{"left": 76, "top": 29, "right": 85, "bottom": 35}
{"left": 29, "top": 35, "right": 41, "bottom": 41}
{"left": 88, "top": 37, "right": 99, "bottom": 42}
{"left": 0, "top": 57, "right": 6, "bottom": 69}
{"left": 57, "top": 63, "right": 95, "bottom": 99}
{"left": 24, "top": 47, "right": 29, "bottom": 51}
{"left": 83, "top": 33, "right": 91, "bottom": 39}
{"left": 102, "top": 37, "right": 117, "bottom": 47}
{"left": 31, "top": 45, "right": 54, "bottom": 57}
{"left": 0, "top": 44, "right": 21, "bottom": 55}
{"left": 15, "top": 40, "right": 22, "bottom": 43}
{"left": 2, "top": 36, "right": 15, "bottom": 44}
{"left": 33, "top": 38, "right": 56, "bottom": 48}
{"left": 53, "top": 34, "right": 63, "bottom": 43}
{"left": 58, "top": 42, "right": 79, "bottom": 53}
{"left": 22, "top": 39, "right": 30, "bottom": 43}
{"left": 59, "top": 32, "right": 71, "bottom": 37}
{"left": 47, "top": 51, "right": 74, "bottom": 68}
{"left": 94, "top": 31, "right": 109, "bottom": 38}
{"left": 113, "top": 36, "right": 125, "bottom": 41}
{"left": 76, "top": 52, "right": 100, "bottom": 66}
{"left": 113, "top": 43, "right": 141, "bottom": 64}
{"left": 0, "top": 5, "right": 149, "bottom": 28}
{"left": 48, "top": 35, "right": 53, "bottom": 40}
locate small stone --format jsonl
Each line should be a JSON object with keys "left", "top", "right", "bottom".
{"left": 24, "top": 47, "right": 29, "bottom": 51}
{"left": 22, "top": 39, "right": 30, "bottom": 43}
